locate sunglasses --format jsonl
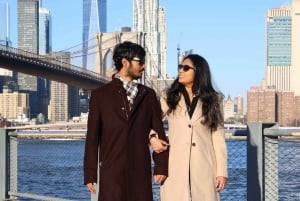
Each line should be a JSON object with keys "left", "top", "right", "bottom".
{"left": 178, "top": 64, "right": 195, "bottom": 72}
{"left": 131, "top": 57, "right": 145, "bottom": 65}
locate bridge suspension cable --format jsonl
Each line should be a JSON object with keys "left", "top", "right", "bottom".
{"left": 43, "top": 33, "right": 172, "bottom": 90}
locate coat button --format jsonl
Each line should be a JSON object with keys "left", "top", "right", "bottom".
{"left": 192, "top": 142, "right": 196, "bottom": 146}
{"left": 188, "top": 124, "right": 191, "bottom": 128}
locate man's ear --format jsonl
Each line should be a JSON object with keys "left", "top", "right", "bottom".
{"left": 121, "top": 58, "right": 129, "bottom": 68}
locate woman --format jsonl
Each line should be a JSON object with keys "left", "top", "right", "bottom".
{"left": 160, "top": 54, "right": 228, "bottom": 201}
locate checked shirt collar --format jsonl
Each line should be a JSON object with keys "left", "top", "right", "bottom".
{"left": 116, "top": 74, "right": 139, "bottom": 105}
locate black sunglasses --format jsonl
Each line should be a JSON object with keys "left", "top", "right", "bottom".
{"left": 178, "top": 64, "right": 195, "bottom": 72}
{"left": 131, "top": 57, "right": 145, "bottom": 65}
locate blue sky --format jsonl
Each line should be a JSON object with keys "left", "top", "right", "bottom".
{"left": 3, "top": 0, "right": 291, "bottom": 100}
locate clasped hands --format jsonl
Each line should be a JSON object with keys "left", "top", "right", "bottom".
{"left": 149, "top": 135, "right": 169, "bottom": 153}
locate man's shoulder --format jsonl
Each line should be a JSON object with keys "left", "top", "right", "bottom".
{"left": 138, "top": 84, "right": 154, "bottom": 92}
{"left": 93, "top": 80, "right": 116, "bottom": 91}
{"left": 91, "top": 81, "right": 114, "bottom": 96}
{"left": 138, "top": 84, "right": 158, "bottom": 97}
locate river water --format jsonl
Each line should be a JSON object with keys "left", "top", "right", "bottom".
{"left": 16, "top": 139, "right": 299, "bottom": 201}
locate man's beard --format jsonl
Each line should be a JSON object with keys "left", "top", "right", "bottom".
{"left": 128, "top": 65, "right": 143, "bottom": 80}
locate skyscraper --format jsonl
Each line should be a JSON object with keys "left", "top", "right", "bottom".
{"left": 264, "top": 1, "right": 300, "bottom": 125}
{"left": 265, "top": 4, "right": 291, "bottom": 92}
{"left": 291, "top": 0, "right": 300, "bottom": 124}
{"left": 48, "top": 52, "right": 70, "bottom": 122}
{"left": 0, "top": 2, "right": 13, "bottom": 83}
{"left": 17, "top": 0, "right": 39, "bottom": 118}
{"left": 38, "top": 6, "right": 51, "bottom": 120}
{"left": 18, "top": 0, "right": 39, "bottom": 53}
{"left": 133, "top": 0, "right": 161, "bottom": 78}
{"left": 234, "top": 95, "right": 244, "bottom": 117}
{"left": 158, "top": 7, "right": 167, "bottom": 78}
{"left": 291, "top": 0, "right": 300, "bottom": 96}
{"left": 48, "top": 52, "right": 80, "bottom": 123}
{"left": 223, "top": 95, "right": 234, "bottom": 122}
{"left": 39, "top": 7, "right": 51, "bottom": 55}
{"left": 82, "top": 0, "right": 107, "bottom": 70}
{"left": 0, "top": 2, "right": 11, "bottom": 46}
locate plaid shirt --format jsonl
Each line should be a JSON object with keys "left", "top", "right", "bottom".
{"left": 117, "top": 75, "right": 139, "bottom": 105}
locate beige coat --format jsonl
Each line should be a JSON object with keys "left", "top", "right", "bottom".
{"left": 160, "top": 92, "right": 228, "bottom": 201}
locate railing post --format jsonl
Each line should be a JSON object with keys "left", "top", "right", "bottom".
{"left": 9, "top": 131, "right": 18, "bottom": 199}
{"left": 0, "top": 129, "right": 10, "bottom": 200}
{"left": 247, "top": 122, "right": 277, "bottom": 201}
{"left": 264, "top": 124, "right": 279, "bottom": 201}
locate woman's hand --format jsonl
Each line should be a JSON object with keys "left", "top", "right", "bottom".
{"left": 150, "top": 137, "right": 169, "bottom": 153}
{"left": 215, "top": 176, "right": 227, "bottom": 192}
{"left": 154, "top": 174, "right": 167, "bottom": 184}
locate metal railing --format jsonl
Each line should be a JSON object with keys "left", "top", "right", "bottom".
{"left": 247, "top": 122, "right": 300, "bottom": 201}
{"left": 1, "top": 123, "right": 300, "bottom": 201}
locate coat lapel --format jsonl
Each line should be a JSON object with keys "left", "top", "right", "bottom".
{"left": 178, "top": 94, "right": 191, "bottom": 124}
{"left": 178, "top": 93, "right": 203, "bottom": 124}
{"left": 112, "top": 78, "right": 131, "bottom": 121}
{"left": 129, "top": 85, "right": 147, "bottom": 118}
{"left": 190, "top": 100, "right": 203, "bottom": 123}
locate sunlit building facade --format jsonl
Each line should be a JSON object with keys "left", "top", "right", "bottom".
{"left": 266, "top": 5, "right": 291, "bottom": 92}
{"left": 133, "top": 0, "right": 161, "bottom": 78}
{"left": 263, "top": 1, "right": 300, "bottom": 126}
{"left": 223, "top": 95, "right": 235, "bottom": 122}
{"left": 291, "top": 0, "right": 300, "bottom": 96}
{"left": 247, "top": 86, "right": 276, "bottom": 123}
{"left": 0, "top": 87, "right": 29, "bottom": 119}
{"left": 291, "top": 0, "right": 300, "bottom": 122}
{"left": 158, "top": 7, "right": 167, "bottom": 78}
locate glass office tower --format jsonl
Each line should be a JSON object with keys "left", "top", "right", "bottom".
{"left": 39, "top": 7, "right": 51, "bottom": 55}
{"left": 266, "top": 5, "right": 291, "bottom": 92}
{"left": 18, "top": 0, "right": 39, "bottom": 53}
{"left": 82, "top": 0, "right": 107, "bottom": 70}
{"left": 17, "top": 0, "right": 39, "bottom": 118}
{"left": 0, "top": 2, "right": 12, "bottom": 46}
{"left": 38, "top": 7, "right": 51, "bottom": 121}
{"left": 0, "top": 2, "right": 13, "bottom": 93}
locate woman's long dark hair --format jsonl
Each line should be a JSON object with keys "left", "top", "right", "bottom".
{"left": 166, "top": 54, "right": 224, "bottom": 131}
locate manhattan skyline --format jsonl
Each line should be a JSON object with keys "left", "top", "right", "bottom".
{"left": 1, "top": 0, "right": 291, "bottom": 99}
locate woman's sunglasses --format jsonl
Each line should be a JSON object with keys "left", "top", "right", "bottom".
{"left": 178, "top": 64, "right": 195, "bottom": 72}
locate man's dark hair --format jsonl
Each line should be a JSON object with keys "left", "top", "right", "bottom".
{"left": 113, "top": 41, "right": 146, "bottom": 71}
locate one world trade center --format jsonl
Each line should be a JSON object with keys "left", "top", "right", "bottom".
{"left": 82, "top": 0, "right": 107, "bottom": 70}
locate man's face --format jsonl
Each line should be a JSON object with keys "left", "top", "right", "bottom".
{"left": 127, "top": 57, "right": 145, "bottom": 80}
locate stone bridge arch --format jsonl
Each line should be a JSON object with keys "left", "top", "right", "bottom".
{"left": 94, "top": 31, "right": 146, "bottom": 77}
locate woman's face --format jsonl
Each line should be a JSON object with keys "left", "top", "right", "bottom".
{"left": 178, "top": 58, "right": 195, "bottom": 87}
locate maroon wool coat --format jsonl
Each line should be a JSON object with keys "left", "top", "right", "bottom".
{"left": 84, "top": 77, "right": 169, "bottom": 201}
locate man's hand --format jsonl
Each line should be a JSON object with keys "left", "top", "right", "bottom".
{"left": 154, "top": 174, "right": 167, "bottom": 184}
{"left": 150, "top": 137, "right": 169, "bottom": 153}
{"left": 86, "top": 183, "right": 97, "bottom": 194}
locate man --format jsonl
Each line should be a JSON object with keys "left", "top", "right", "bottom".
{"left": 84, "top": 41, "right": 169, "bottom": 201}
